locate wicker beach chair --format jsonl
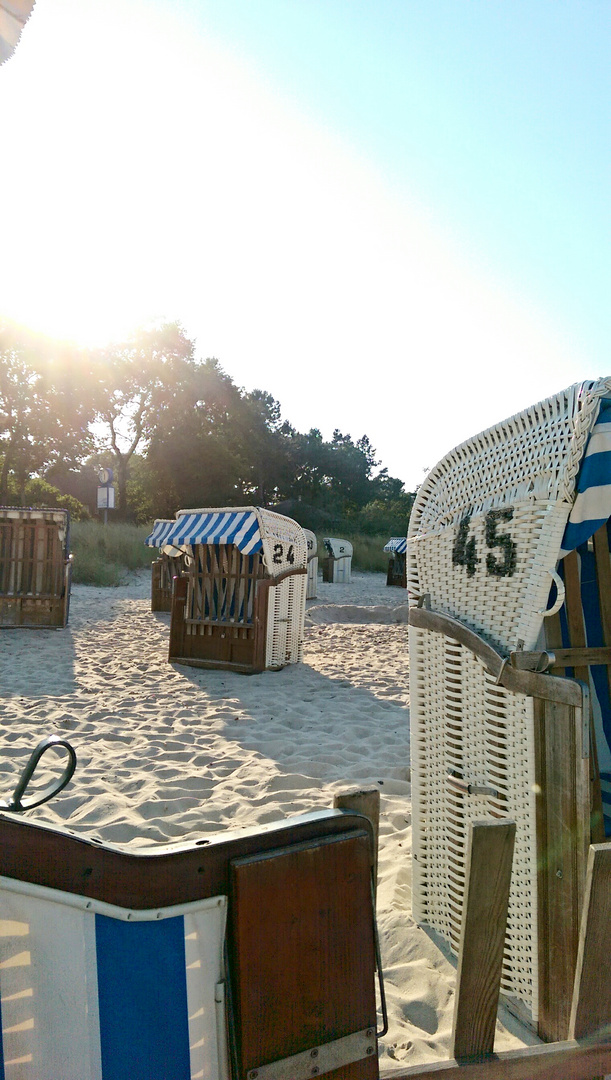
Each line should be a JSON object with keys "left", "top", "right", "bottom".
{"left": 383, "top": 537, "right": 407, "bottom": 588}
{"left": 322, "top": 538, "right": 353, "bottom": 583}
{"left": 0, "top": 808, "right": 380, "bottom": 1080}
{"left": 0, "top": 507, "right": 72, "bottom": 628}
{"left": 408, "top": 378, "right": 611, "bottom": 1041}
{"left": 304, "top": 528, "right": 318, "bottom": 599}
{"left": 146, "top": 519, "right": 188, "bottom": 613}
{"left": 145, "top": 507, "right": 308, "bottom": 674}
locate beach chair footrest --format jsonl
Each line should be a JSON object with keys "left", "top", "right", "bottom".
{"left": 247, "top": 1028, "right": 377, "bottom": 1080}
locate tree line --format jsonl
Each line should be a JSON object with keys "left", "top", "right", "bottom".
{"left": 0, "top": 319, "right": 414, "bottom": 535}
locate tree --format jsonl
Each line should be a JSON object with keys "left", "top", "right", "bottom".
{"left": 91, "top": 322, "right": 196, "bottom": 518}
{"left": 0, "top": 321, "right": 93, "bottom": 504}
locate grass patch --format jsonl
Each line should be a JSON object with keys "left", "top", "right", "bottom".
{"left": 70, "top": 521, "right": 156, "bottom": 586}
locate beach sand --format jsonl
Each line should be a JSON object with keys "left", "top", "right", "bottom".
{"left": 0, "top": 569, "right": 538, "bottom": 1071}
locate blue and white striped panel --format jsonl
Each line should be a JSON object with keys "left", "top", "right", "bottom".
{"left": 561, "top": 402, "right": 611, "bottom": 556}
{"left": 144, "top": 520, "right": 176, "bottom": 548}
{"left": 0, "top": 878, "right": 228, "bottom": 1080}
{"left": 383, "top": 537, "right": 407, "bottom": 554}
{"left": 165, "top": 512, "right": 263, "bottom": 554}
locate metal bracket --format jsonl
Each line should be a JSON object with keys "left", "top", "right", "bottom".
{"left": 447, "top": 773, "right": 499, "bottom": 798}
{"left": 247, "top": 1028, "right": 377, "bottom": 1080}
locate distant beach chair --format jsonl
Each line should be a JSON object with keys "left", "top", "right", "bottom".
{"left": 145, "top": 518, "right": 187, "bottom": 612}
{"left": 303, "top": 528, "right": 318, "bottom": 598}
{"left": 383, "top": 537, "right": 407, "bottom": 587}
{"left": 147, "top": 507, "right": 308, "bottom": 674}
{"left": 322, "top": 537, "right": 353, "bottom": 583}
{"left": 0, "top": 507, "right": 72, "bottom": 627}
{"left": 408, "top": 377, "right": 611, "bottom": 1041}
{"left": 0, "top": 806, "right": 380, "bottom": 1080}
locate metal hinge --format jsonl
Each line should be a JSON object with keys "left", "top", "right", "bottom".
{"left": 247, "top": 1028, "right": 377, "bottom": 1080}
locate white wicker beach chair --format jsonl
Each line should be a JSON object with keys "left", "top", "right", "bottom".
{"left": 303, "top": 528, "right": 318, "bottom": 599}
{"left": 408, "top": 378, "right": 611, "bottom": 1041}
{"left": 322, "top": 538, "right": 353, "bottom": 583}
{"left": 146, "top": 507, "right": 308, "bottom": 673}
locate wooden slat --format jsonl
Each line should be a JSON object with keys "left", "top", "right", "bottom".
{"left": 409, "top": 607, "right": 584, "bottom": 706}
{"left": 379, "top": 1038, "right": 611, "bottom": 1080}
{"left": 570, "top": 841, "right": 611, "bottom": 1040}
{"left": 451, "top": 821, "right": 515, "bottom": 1061}
{"left": 533, "top": 697, "right": 590, "bottom": 1041}
{"left": 563, "top": 550, "right": 605, "bottom": 843}
{"left": 230, "top": 831, "right": 378, "bottom": 1080}
{"left": 333, "top": 788, "right": 380, "bottom": 895}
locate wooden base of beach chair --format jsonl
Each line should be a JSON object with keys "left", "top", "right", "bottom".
{"left": 0, "top": 808, "right": 380, "bottom": 1080}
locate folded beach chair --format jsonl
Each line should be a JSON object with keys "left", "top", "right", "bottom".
{"left": 383, "top": 538, "right": 407, "bottom": 588}
{"left": 322, "top": 538, "right": 352, "bottom": 583}
{"left": 0, "top": 807, "right": 381, "bottom": 1080}
{"left": 0, "top": 507, "right": 72, "bottom": 628}
{"left": 408, "top": 378, "right": 611, "bottom": 1042}
{"left": 146, "top": 507, "right": 308, "bottom": 674}
{"left": 145, "top": 518, "right": 188, "bottom": 612}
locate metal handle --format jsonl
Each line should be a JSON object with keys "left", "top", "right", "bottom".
{"left": 447, "top": 774, "right": 498, "bottom": 798}
{"left": 537, "top": 568, "right": 565, "bottom": 617}
{"left": 2, "top": 736, "right": 77, "bottom": 812}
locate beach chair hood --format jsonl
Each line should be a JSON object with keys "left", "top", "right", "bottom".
{"left": 407, "top": 378, "right": 611, "bottom": 653}
{"left": 146, "top": 507, "right": 307, "bottom": 581}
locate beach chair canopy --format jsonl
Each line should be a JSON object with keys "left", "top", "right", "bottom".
{"left": 408, "top": 379, "right": 611, "bottom": 654}
{"left": 146, "top": 507, "right": 306, "bottom": 581}
{"left": 384, "top": 537, "right": 407, "bottom": 554}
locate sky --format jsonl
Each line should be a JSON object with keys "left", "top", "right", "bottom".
{"left": 0, "top": 0, "right": 609, "bottom": 490}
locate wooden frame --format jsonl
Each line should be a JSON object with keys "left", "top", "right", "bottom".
{"left": 151, "top": 551, "right": 186, "bottom": 612}
{"left": 382, "top": 831, "right": 611, "bottom": 1080}
{"left": 0, "top": 507, "right": 72, "bottom": 628}
{"left": 386, "top": 552, "right": 407, "bottom": 588}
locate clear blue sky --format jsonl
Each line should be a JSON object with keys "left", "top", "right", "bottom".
{"left": 1, "top": 0, "right": 609, "bottom": 489}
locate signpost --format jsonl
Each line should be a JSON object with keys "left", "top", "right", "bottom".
{"left": 97, "top": 468, "right": 115, "bottom": 525}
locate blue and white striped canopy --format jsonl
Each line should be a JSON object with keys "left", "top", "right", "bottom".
{"left": 384, "top": 537, "right": 407, "bottom": 554}
{"left": 561, "top": 401, "right": 611, "bottom": 556}
{"left": 146, "top": 510, "right": 263, "bottom": 553}
{"left": 145, "top": 519, "right": 175, "bottom": 548}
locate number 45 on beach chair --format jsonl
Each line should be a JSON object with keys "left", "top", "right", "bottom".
{"left": 0, "top": 801, "right": 383, "bottom": 1080}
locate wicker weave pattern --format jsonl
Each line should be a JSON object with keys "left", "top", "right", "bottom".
{"left": 265, "top": 571, "right": 307, "bottom": 668}
{"left": 409, "top": 501, "right": 569, "bottom": 652}
{"left": 410, "top": 624, "right": 538, "bottom": 1016}
{"left": 409, "top": 381, "right": 610, "bottom": 547}
{"left": 257, "top": 508, "right": 308, "bottom": 578}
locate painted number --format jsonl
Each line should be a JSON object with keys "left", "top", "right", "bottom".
{"left": 452, "top": 509, "right": 516, "bottom": 579}
{"left": 272, "top": 543, "right": 295, "bottom": 565}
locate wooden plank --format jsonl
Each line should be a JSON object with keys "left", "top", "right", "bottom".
{"left": 378, "top": 1038, "right": 611, "bottom": 1080}
{"left": 513, "top": 647, "right": 611, "bottom": 670}
{"left": 229, "top": 831, "right": 378, "bottom": 1080}
{"left": 570, "top": 841, "right": 611, "bottom": 1040}
{"left": 168, "top": 574, "right": 188, "bottom": 661}
{"left": 409, "top": 607, "right": 584, "bottom": 706}
{"left": 333, "top": 788, "right": 380, "bottom": 894}
{"left": 564, "top": 550, "right": 605, "bottom": 843}
{"left": 451, "top": 821, "right": 515, "bottom": 1061}
{"left": 533, "top": 697, "right": 590, "bottom": 1041}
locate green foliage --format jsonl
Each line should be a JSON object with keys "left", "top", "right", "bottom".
{"left": 2, "top": 474, "right": 90, "bottom": 519}
{"left": 70, "top": 521, "right": 156, "bottom": 585}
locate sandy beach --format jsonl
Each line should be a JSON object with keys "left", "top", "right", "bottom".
{"left": 0, "top": 569, "right": 537, "bottom": 1071}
